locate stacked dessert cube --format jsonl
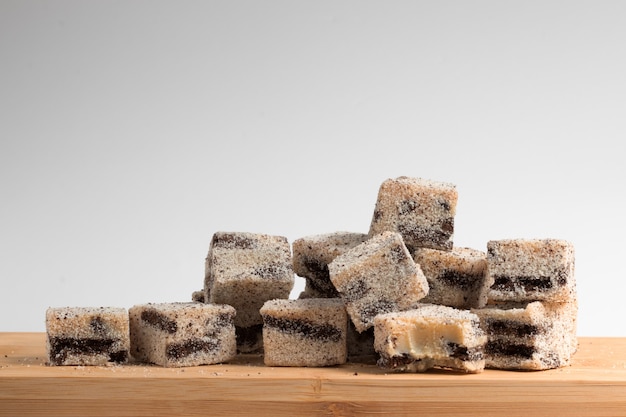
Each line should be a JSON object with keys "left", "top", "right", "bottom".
{"left": 45, "top": 176, "right": 577, "bottom": 373}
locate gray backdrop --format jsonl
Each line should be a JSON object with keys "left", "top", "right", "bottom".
{"left": 1, "top": 1, "right": 624, "bottom": 336}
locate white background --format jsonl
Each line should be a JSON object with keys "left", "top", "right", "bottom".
{"left": 1, "top": 1, "right": 624, "bottom": 336}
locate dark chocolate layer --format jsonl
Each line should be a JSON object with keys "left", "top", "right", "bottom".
{"left": 439, "top": 270, "right": 482, "bottom": 291}
{"left": 378, "top": 353, "right": 417, "bottom": 370}
{"left": 263, "top": 316, "right": 342, "bottom": 343}
{"left": 166, "top": 338, "right": 220, "bottom": 359}
{"left": 301, "top": 257, "right": 339, "bottom": 297}
{"left": 490, "top": 275, "right": 555, "bottom": 293}
{"left": 486, "top": 340, "right": 535, "bottom": 359}
{"left": 48, "top": 337, "right": 128, "bottom": 365}
{"left": 398, "top": 222, "right": 453, "bottom": 251}
{"left": 484, "top": 319, "right": 540, "bottom": 338}
{"left": 446, "top": 342, "right": 484, "bottom": 362}
{"left": 141, "top": 309, "right": 177, "bottom": 334}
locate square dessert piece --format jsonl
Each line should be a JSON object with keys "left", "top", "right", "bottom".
{"left": 204, "top": 231, "right": 294, "bottom": 328}
{"left": 368, "top": 176, "right": 458, "bottom": 251}
{"left": 129, "top": 302, "right": 236, "bottom": 367}
{"left": 46, "top": 307, "right": 129, "bottom": 366}
{"left": 374, "top": 304, "right": 486, "bottom": 373}
{"left": 485, "top": 239, "right": 576, "bottom": 302}
{"left": 472, "top": 300, "right": 578, "bottom": 370}
{"left": 292, "top": 231, "right": 369, "bottom": 298}
{"left": 414, "top": 247, "right": 489, "bottom": 309}
{"left": 260, "top": 298, "right": 348, "bottom": 367}
{"left": 328, "top": 231, "right": 429, "bottom": 333}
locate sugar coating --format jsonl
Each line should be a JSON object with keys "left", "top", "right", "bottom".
{"left": 328, "top": 231, "right": 429, "bottom": 333}
{"left": 260, "top": 298, "right": 348, "bottom": 367}
{"left": 374, "top": 304, "right": 486, "bottom": 373}
{"left": 129, "top": 302, "right": 236, "bottom": 367}
{"left": 46, "top": 307, "right": 129, "bottom": 366}
{"left": 204, "top": 231, "right": 294, "bottom": 328}
{"left": 472, "top": 300, "right": 578, "bottom": 370}
{"left": 414, "top": 247, "right": 489, "bottom": 309}
{"left": 485, "top": 239, "right": 576, "bottom": 303}
{"left": 292, "top": 231, "right": 369, "bottom": 298}
{"left": 368, "top": 176, "right": 458, "bottom": 251}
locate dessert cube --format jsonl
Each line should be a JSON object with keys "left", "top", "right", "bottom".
{"left": 328, "top": 231, "right": 429, "bottom": 332}
{"left": 46, "top": 306, "right": 129, "bottom": 366}
{"left": 368, "top": 176, "right": 458, "bottom": 251}
{"left": 204, "top": 231, "right": 294, "bottom": 328}
{"left": 292, "top": 231, "right": 369, "bottom": 298}
{"left": 414, "top": 247, "right": 488, "bottom": 309}
{"left": 129, "top": 302, "right": 236, "bottom": 367}
{"left": 472, "top": 300, "right": 578, "bottom": 370}
{"left": 485, "top": 239, "right": 576, "bottom": 302}
{"left": 260, "top": 298, "right": 347, "bottom": 367}
{"left": 374, "top": 304, "right": 486, "bottom": 373}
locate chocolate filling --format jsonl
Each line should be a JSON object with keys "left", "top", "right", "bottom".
{"left": 439, "top": 270, "right": 481, "bottom": 291}
{"left": 263, "top": 316, "right": 342, "bottom": 342}
{"left": 302, "top": 257, "right": 339, "bottom": 296}
{"left": 378, "top": 353, "right": 416, "bottom": 369}
{"left": 49, "top": 337, "right": 127, "bottom": 365}
{"left": 166, "top": 338, "right": 220, "bottom": 359}
{"left": 484, "top": 319, "right": 540, "bottom": 338}
{"left": 447, "top": 342, "right": 484, "bottom": 362}
{"left": 141, "top": 310, "right": 177, "bottom": 334}
{"left": 486, "top": 340, "right": 535, "bottom": 359}
{"left": 211, "top": 233, "right": 256, "bottom": 250}
{"left": 490, "top": 275, "right": 554, "bottom": 293}
{"left": 398, "top": 223, "right": 453, "bottom": 250}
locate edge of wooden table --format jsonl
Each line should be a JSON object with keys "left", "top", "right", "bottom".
{"left": 1, "top": 333, "right": 625, "bottom": 416}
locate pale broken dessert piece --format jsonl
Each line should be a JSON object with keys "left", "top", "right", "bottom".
{"left": 129, "top": 302, "right": 236, "bottom": 367}
{"left": 472, "top": 300, "right": 578, "bottom": 370}
{"left": 328, "top": 231, "right": 429, "bottom": 333}
{"left": 204, "top": 231, "right": 294, "bottom": 328}
{"left": 414, "top": 247, "right": 489, "bottom": 309}
{"left": 368, "top": 176, "right": 458, "bottom": 251}
{"left": 485, "top": 239, "right": 576, "bottom": 303}
{"left": 46, "top": 306, "right": 129, "bottom": 366}
{"left": 260, "top": 298, "right": 348, "bottom": 367}
{"left": 292, "top": 231, "right": 369, "bottom": 298}
{"left": 374, "top": 304, "right": 486, "bottom": 373}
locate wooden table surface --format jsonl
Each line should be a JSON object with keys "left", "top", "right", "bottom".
{"left": 1, "top": 333, "right": 625, "bottom": 416}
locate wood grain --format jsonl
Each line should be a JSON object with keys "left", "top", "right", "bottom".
{"left": 1, "top": 333, "right": 625, "bottom": 416}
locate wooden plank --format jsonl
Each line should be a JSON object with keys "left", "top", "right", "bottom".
{"left": 1, "top": 333, "right": 625, "bottom": 416}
